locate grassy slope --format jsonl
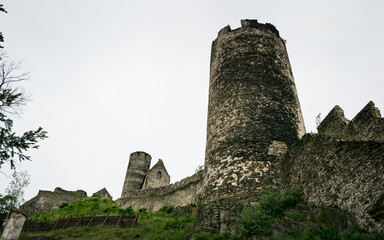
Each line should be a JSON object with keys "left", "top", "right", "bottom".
{"left": 21, "top": 211, "right": 197, "bottom": 240}
{"left": 29, "top": 197, "right": 134, "bottom": 222}
{"left": 20, "top": 192, "right": 384, "bottom": 240}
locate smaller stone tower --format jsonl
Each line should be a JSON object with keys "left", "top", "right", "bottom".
{"left": 121, "top": 151, "right": 151, "bottom": 198}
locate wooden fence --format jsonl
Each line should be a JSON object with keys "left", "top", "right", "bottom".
{"left": 22, "top": 214, "right": 139, "bottom": 232}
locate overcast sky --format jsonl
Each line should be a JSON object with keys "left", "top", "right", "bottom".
{"left": 1, "top": 0, "right": 383, "bottom": 202}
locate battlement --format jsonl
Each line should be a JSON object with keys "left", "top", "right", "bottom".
{"left": 130, "top": 151, "right": 151, "bottom": 157}
{"left": 217, "top": 19, "right": 280, "bottom": 39}
{"left": 318, "top": 101, "right": 384, "bottom": 142}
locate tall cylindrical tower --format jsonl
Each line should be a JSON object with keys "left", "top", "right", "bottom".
{"left": 203, "top": 20, "right": 306, "bottom": 202}
{"left": 121, "top": 151, "right": 151, "bottom": 198}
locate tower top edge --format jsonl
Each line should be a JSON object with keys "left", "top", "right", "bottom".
{"left": 216, "top": 19, "right": 280, "bottom": 39}
{"left": 130, "top": 151, "right": 152, "bottom": 158}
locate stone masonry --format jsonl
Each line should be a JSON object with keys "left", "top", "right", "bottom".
{"left": 21, "top": 19, "right": 384, "bottom": 234}
{"left": 282, "top": 103, "right": 384, "bottom": 232}
{"left": 203, "top": 19, "right": 305, "bottom": 204}
{"left": 121, "top": 151, "right": 151, "bottom": 197}
{"left": 20, "top": 188, "right": 87, "bottom": 217}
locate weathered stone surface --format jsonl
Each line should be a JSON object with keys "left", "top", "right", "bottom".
{"left": 121, "top": 151, "right": 151, "bottom": 197}
{"left": 198, "top": 197, "right": 245, "bottom": 234}
{"left": 1, "top": 208, "right": 26, "bottom": 240}
{"left": 282, "top": 133, "right": 384, "bottom": 231}
{"left": 92, "top": 187, "right": 112, "bottom": 200}
{"left": 319, "top": 101, "right": 384, "bottom": 142}
{"left": 317, "top": 105, "right": 349, "bottom": 137}
{"left": 142, "top": 159, "right": 170, "bottom": 190}
{"left": 369, "top": 195, "right": 384, "bottom": 228}
{"left": 20, "top": 188, "right": 87, "bottom": 217}
{"left": 203, "top": 19, "right": 305, "bottom": 205}
{"left": 116, "top": 172, "right": 203, "bottom": 212}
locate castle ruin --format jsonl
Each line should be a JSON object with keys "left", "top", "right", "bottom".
{"left": 116, "top": 19, "right": 384, "bottom": 232}
{"left": 22, "top": 19, "right": 384, "bottom": 233}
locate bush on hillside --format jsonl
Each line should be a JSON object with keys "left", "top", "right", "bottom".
{"left": 30, "top": 197, "right": 134, "bottom": 222}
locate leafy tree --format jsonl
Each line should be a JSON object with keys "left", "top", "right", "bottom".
{"left": 0, "top": 170, "right": 30, "bottom": 227}
{"left": 5, "top": 170, "right": 30, "bottom": 207}
{"left": 0, "top": 194, "right": 14, "bottom": 228}
{"left": 0, "top": 52, "right": 48, "bottom": 170}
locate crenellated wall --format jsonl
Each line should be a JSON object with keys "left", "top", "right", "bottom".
{"left": 318, "top": 101, "right": 384, "bottom": 142}
{"left": 282, "top": 102, "right": 384, "bottom": 232}
{"left": 116, "top": 172, "right": 203, "bottom": 212}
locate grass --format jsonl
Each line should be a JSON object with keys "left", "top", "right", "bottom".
{"left": 21, "top": 211, "right": 195, "bottom": 240}
{"left": 21, "top": 190, "right": 384, "bottom": 239}
{"left": 21, "top": 203, "right": 239, "bottom": 240}
{"left": 237, "top": 188, "right": 303, "bottom": 236}
{"left": 236, "top": 188, "right": 384, "bottom": 240}
{"left": 29, "top": 196, "right": 134, "bottom": 222}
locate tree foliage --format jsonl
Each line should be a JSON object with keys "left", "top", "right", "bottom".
{"left": 0, "top": 4, "right": 6, "bottom": 48}
{"left": 0, "top": 170, "right": 30, "bottom": 227}
{"left": 0, "top": 52, "right": 48, "bottom": 170}
{"left": 5, "top": 170, "right": 30, "bottom": 207}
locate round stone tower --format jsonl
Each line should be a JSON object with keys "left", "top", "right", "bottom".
{"left": 203, "top": 19, "right": 306, "bottom": 203}
{"left": 121, "top": 151, "right": 151, "bottom": 198}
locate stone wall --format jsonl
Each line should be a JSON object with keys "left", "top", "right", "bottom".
{"left": 142, "top": 159, "right": 170, "bottom": 190}
{"left": 121, "top": 151, "right": 152, "bottom": 197}
{"left": 20, "top": 188, "right": 87, "bottom": 217}
{"left": 116, "top": 172, "right": 203, "bottom": 212}
{"left": 318, "top": 101, "right": 384, "bottom": 142}
{"left": 203, "top": 19, "right": 305, "bottom": 204}
{"left": 281, "top": 133, "right": 384, "bottom": 231}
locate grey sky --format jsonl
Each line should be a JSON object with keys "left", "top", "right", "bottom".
{"left": 1, "top": 0, "right": 383, "bottom": 201}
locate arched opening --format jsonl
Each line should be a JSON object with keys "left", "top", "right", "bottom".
{"left": 156, "top": 171, "right": 162, "bottom": 179}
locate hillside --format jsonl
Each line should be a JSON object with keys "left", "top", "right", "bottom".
{"left": 19, "top": 192, "right": 384, "bottom": 240}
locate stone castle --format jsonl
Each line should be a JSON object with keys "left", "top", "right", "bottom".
{"left": 21, "top": 19, "right": 384, "bottom": 233}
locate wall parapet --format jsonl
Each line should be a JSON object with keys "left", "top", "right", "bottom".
{"left": 116, "top": 172, "right": 203, "bottom": 211}
{"left": 281, "top": 133, "right": 384, "bottom": 231}
{"left": 217, "top": 19, "right": 280, "bottom": 39}
{"left": 20, "top": 188, "right": 87, "bottom": 217}
{"left": 318, "top": 101, "right": 384, "bottom": 142}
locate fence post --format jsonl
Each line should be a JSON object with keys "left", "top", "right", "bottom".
{"left": 62, "top": 216, "right": 72, "bottom": 229}
{"left": 101, "top": 214, "right": 109, "bottom": 227}
{"left": 86, "top": 215, "right": 95, "bottom": 227}
{"left": 75, "top": 216, "right": 82, "bottom": 227}
{"left": 52, "top": 219, "right": 60, "bottom": 230}
{"left": 131, "top": 214, "right": 139, "bottom": 228}
{"left": 115, "top": 214, "right": 123, "bottom": 228}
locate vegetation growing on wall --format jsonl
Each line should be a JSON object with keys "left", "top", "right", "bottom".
{"left": 236, "top": 188, "right": 384, "bottom": 240}
{"left": 21, "top": 191, "right": 384, "bottom": 240}
{"left": 29, "top": 197, "right": 134, "bottom": 222}
{"left": 237, "top": 188, "right": 302, "bottom": 236}
{"left": 21, "top": 205, "right": 239, "bottom": 240}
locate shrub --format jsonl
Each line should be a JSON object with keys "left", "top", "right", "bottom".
{"left": 121, "top": 206, "right": 134, "bottom": 215}
{"left": 59, "top": 202, "right": 69, "bottom": 209}
{"left": 138, "top": 208, "right": 147, "bottom": 213}
{"left": 29, "top": 197, "right": 128, "bottom": 222}
{"left": 237, "top": 205, "right": 272, "bottom": 235}
{"left": 160, "top": 206, "right": 174, "bottom": 214}
{"left": 237, "top": 188, "right": 303, "bottom": 236}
